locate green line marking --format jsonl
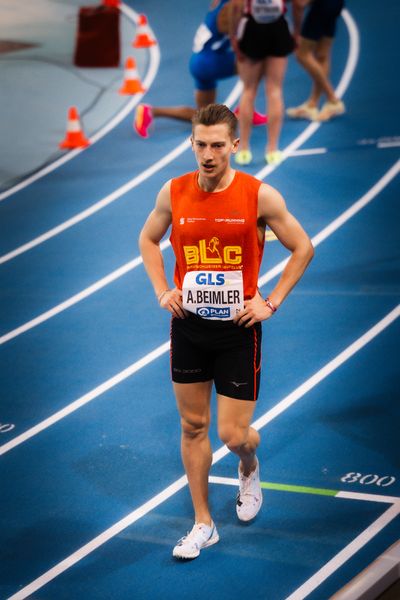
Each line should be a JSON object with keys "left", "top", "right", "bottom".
{"left": 261, "top": 481, "right": 338, "bottom": 497}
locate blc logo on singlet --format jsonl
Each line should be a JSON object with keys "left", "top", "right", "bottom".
{"left": 183, "top": 237, "right": 242, "bottom": 266}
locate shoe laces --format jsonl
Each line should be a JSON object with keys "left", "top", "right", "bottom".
{"left": 239, "top": 468, "right": 256, "bottom": 497}
{"left": 178, "top": 523, "right": 210, "bottom": 546}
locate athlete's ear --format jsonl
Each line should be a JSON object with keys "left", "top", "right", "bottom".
{"left": 190, "top": 135, "right": 195, "bottom": 151}
{"left": 231, "top": 138, "right": 240, "bottom": 153}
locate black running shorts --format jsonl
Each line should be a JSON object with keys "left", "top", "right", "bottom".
{"left": 170, "top": 313, "right": 262, "bottom": 401}
{"left": 301, "top": 0, "right": 344, "bottom": 41}
{"left": 238, "top": 15, "right": 295, "bottom": 60}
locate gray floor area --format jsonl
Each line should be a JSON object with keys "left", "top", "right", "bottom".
{"left": 0, "top": 0, "right": 143, "bottom": 190}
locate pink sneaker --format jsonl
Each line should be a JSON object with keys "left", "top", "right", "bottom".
{"left": 252, "top": 110, "right": 268, "bottom": 126}
{"left": 134, "top": 104, "right": 153, "bottom": 138}
{"left": 234, "top": 107, "right": 268, "bottom": 126}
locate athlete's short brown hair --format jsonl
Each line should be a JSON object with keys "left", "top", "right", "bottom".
{"left": 192, "top": 103, "right": 238, "bottom": 139}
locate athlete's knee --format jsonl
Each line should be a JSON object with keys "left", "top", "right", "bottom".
{"left": 295, "top": 46, "right": 311, "bottom": 65}
{"left": 314, "top": 46, "right": 329, "bottom": 62}
{"left": 242, "top": 88, "right": 258, "bottom": 103}
{"left": 180, "top": 415, "right": 209, "bottom": 440}
{"left": 266, "top": 80, "right": 283, "bottom": 100}
{"left": 218, "top": 423, "right": 247, "bottom": 452}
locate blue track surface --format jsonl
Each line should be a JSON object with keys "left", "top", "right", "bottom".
{"left": 0, "top": 1, "right": 399, "bottom": 598}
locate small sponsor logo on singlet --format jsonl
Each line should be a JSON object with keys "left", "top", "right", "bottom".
{"left": 214, "top": 218, "right": 245, "bottom": 224}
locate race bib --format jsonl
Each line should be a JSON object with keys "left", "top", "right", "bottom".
{"left": 182, "top": 270, "right": 244, "bottom": 320}
{"left": 250, "top": 0, "right": 284, "bottom": 24}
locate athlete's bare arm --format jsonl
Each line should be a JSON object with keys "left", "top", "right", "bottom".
{"left": 229, "top": 0, "right": 245, "bottom": 61}
{"left": 234, "top": 182, "right": 314, "bottom": 327}
{"left": 139, "top": 181, "right": 186, "bottom": 318}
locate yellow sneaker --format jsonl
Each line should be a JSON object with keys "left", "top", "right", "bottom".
{"left": 235, "top": 149, "right": 252, "bottom": 165}
{"left": 265, "top": 150, "right": 283, "bottom": 166}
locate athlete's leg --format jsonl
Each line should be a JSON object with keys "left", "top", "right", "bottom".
{"left": 151, "top": 106, "right": 196, "bottom": 121}
{"left": 174, "top": 380, "right": 214, "bottom": 525}
{"left": 217, "top": 394, "right": 260, "bottom": 475}
{"left": 309, "top": 36, "right": 334, "bottom": 105}
{"left": 217, "top": 393, "right": 263, "bottom": 520}
{"left": 195, "top": 88, "right": 217, "bottom": 108}
{"left": 295, "top": 36, "right": 338, "bottom": 104}
{"left": 264, "top": 56, "right": 288, "bottom": 154}
{"left": 150, "top": 89, "right": 216, "bottom": 122}
{"left": 134, "top": 101, "right": 196, "bottom": 137}
{"left": 236, "top": 58, "right": 264, "bottom": 153}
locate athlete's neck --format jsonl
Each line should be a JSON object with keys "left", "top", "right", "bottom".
{"left": 197, "top": 168, "right": 236, "bottom": 193}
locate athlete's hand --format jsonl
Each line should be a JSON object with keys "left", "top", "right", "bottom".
{"left": 233, "top": 293, "right": 275, "bottom": 327}
{"left": 159, "top": 288, "right": 188, "bottom": 319}
{"left": 230, "top": 36, "right": 246, "bottom": 62}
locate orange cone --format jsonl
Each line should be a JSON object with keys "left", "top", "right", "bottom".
{"left": 118, "top": 57, "right": 145, "bottom": 94}
{"left": 132, "top": 14, "right": 157, "bottom": 48}
{"left": 59, "top": 106, "right": 90, "bottom": 149}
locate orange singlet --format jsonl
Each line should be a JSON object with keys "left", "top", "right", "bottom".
{"left": 170, "top": 170, "right": 264, "bottom": 302}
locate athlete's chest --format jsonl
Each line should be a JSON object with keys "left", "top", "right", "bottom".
{"left": 172, "top": 193, "right": 255, "bottom": 232}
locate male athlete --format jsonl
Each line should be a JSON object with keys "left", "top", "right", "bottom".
{"left": 139, "top": 103, "right": 313, "bottom": 559}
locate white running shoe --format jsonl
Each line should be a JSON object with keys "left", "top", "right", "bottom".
{"left": 317, "top": 100, "right": 345, "bottom": 121}
{"left": 286, "top": 102, "right": 319, "bottom": 121}
{"left": 236, "top": 457, "right": 263, "bottom": 521}
{"left": 172, "top": 521, "right": 219, "bottom": 559}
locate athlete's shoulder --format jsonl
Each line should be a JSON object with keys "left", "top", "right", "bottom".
{"left": 234, "top": 169, "right": 263, "bottom": 189}
{"left": 170, "top": 171, "right": 198, "bottom": 198}
{"left": 257, "top": 180, "right": 287, "bottom": 220}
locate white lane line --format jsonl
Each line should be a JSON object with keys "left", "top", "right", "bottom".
{"left": 258, "top": 159, "right": 400, "bottom": 288}
{"left": 6, "top": 474, "right": 188, "bottom": 600}
{"left": 211, "top": 306, "right": 400, "bottom": 466}
{"left": 284, "top": 503, "right": 400, "bottom": 600}
{"left": 0, "top": 8, "right": 358, "bottom": 265}
{"left": 0, "top": 159, "right": 397, "bottom": 450}
{"left": 378, "top": 141, "right": 400, "bottom": 148}
{"left": 209, "top": 476, "right": 400, "bottom": 505}
{"left": 0, "top": 139, "right": 190, "bottom": 265}
{"left": 289, "top": 148, "right": 327, "bottom": 157}
{"left": 0, "top": 341, "right": 171, "bottom": 456}
{"left": 0, "top": 5, "right": 159, "bottom": 204}
{"left": 0, "top": 240, "right": 168, "bottom": 344}
{"left": 5, "top": 306, "right": 399, "bottom": 600}
{"left": 336, "top": 491, "right": 400, "bottom": 505}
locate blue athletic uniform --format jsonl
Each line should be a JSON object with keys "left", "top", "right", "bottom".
{"left": 189, "top": 0, "right": 236, "bottom": 91}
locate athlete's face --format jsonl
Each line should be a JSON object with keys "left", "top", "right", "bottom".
{"left": 191, "top": 123, "right": 239, "bottom": 180}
